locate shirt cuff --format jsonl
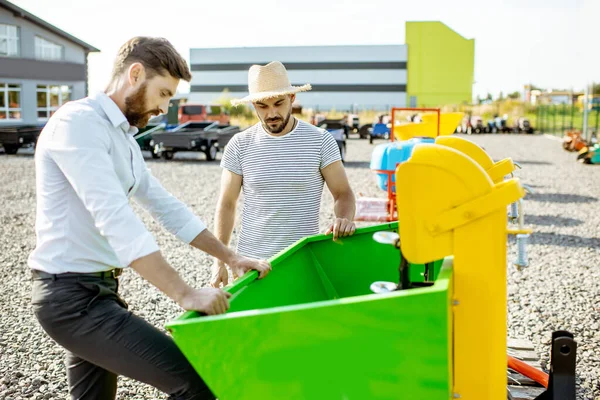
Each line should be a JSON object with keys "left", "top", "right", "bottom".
{"left": 175, "top": 217, "right": 207, "bottom": 243}
{"left": 114, "top": 231, "right": 160, "bottom": 267}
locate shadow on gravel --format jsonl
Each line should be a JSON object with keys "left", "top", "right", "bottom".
{"left": 0, "top": 152, "right": 34, "bottom": 158}
{"left": 343, "top": 161, "right": 370, "bottom": 169}
{"left": 514, "top": 160, "right": 554, "bottom": 166}
{"left": 525, "top": 215, "right": 584, "bottom": 227}
{"left": 527, "top": 193, "right": 598, "bottom": 204}
{"left": 142, "top": 155, "right": 221, "bottom": 164}
{"left": 528, "top": 232, "right": 600, "bottom": 249}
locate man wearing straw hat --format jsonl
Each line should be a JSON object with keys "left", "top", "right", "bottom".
{"left": 211, "top": 61, "right": 356, "bottom": 287}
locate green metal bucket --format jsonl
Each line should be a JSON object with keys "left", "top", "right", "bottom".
{"left": 166, "top": 222, "right": 453, "bottom": 400}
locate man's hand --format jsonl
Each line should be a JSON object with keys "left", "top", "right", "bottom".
{"left": 325, "top": 217, "right": 356, "bottom": 241}
{"left": 210, "top": 259, "right": 229, "bottom": 288}
{"left": 228, "top": 255, "right": 271, "bottom": 280}
{"left": 178, "top": 286, "right": 232, "bottom": 315}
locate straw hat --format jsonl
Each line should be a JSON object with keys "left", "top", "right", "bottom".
{"left": 230, "top": 61, "right": 311, "bottom": 106}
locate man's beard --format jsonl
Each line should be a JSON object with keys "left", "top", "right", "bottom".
{"left": 124, "top": 83, "right": 158, "bottom": 128}
{"left": 263, "top": 110, "right": 292, "bottom": 134}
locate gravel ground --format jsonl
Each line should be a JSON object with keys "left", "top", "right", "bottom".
{"left": 0, "top": 133, "right": 599, "bottom": 399}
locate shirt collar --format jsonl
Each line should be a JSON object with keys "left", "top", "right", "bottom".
{"left": 91, "top": 91, "right": 139, "bottom": 136}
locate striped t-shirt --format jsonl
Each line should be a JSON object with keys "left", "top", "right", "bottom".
{"left": 220, "top": 119, "right": 341, "bottom": 259}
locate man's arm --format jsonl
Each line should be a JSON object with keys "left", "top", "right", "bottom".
{"left": 133, "top": 164, "right": 208, "bottom": 244}
{"left": 133, "top": 159, "right": 269, "bottom": 283}
{"left": 47, "top": 117, "right": 229, "bottom": 315}
{"left": 214, "top": 170, "right": 242, "bottom": 250}
{"left": 130, "top": 251, "right": 231, "bottom": 315}
{"left": 321, "top": 160, "right": 356, "bottom": 240}
{"left": 210, "top": 170, "right": 243, "bottom": 287}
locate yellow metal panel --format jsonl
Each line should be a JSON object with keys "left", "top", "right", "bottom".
{"left": 453, "top": 211, "right": 508, "bottom": 399}
{"left": 435, "top": 136, "right": 517, "bottom": 184}
{"left": 395, "top": 142, "right": 526, "bottom": 399}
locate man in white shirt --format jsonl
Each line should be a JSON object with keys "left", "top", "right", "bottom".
{"left": 211, "top": 61, "right": 356, "bottom": 287}
{"left": 28, "top": 36, "right": 270, "bottom": 400}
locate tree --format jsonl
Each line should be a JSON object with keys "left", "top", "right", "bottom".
{"left": 214, "top": 89, "right": 253, "bottom": 119}
{"left": 498, "top": 91, "right": 504, "bottom": 101}
{"left": 592, "top": 82, "right": 600, "bottom": 95}
{"left": 508, "top": 91, "right": 521, "bottom": 99}
{"left": 528, "top": 83, "right": 543, "bottom": 91}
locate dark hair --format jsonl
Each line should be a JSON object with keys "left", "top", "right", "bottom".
{"left": 109, "top": 37, "right": 192, "bottom": 86}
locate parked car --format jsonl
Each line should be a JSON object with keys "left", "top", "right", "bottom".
{"left": 368, "top": 123, "right": 391, "bottom": 144}
{"left": 358, "top": 123, "right": 372, "bottom": 139}
{"left": 178, "top": 104, "right": 230, "bottom": 125}
{"left": 318, "top": 120, "right": 347, "bottom": 162}
{"left": 134, "top": 122, "right": 167, "bottom": 158}
{"left": 518, "top": 118, "right": 534, "bottom": 134}
{"left": 343, "top": 114, "right": 360, "bottom": 136}
{"left": 150, "top": 121, "right": 241, "bottom": 161}
{"left": 470, "top": 116, "right": 485, "bottom": 134}
{"left": 0, "top": 125, "right": 43, "bottom": 154}
{"left": 348, "top": 114, "right": 360, "bottom": 132}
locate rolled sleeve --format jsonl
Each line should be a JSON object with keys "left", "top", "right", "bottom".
{"left": 220, "top": 134, "right": 242, "bottom": 176}
{"left": 175, "top": 218, "right": 207, "bottom": 243}
{"left": 320, "top": 130, "right": 342, "bottom": 170}
{"left": 47, "top": 117, "right": 159, "bottom": 267}
{"left": 133, "top": 165, "right": 206, "bottom": 243}
{"left": 112, "top": 231, "right": 159, "bottom": 267}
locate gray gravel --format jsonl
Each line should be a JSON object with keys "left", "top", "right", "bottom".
{"left": 0, "top": 133, "right": 599, "bottom": 399}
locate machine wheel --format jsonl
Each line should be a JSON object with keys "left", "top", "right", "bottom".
{"left": 359, "top": 124, "right": 372, "bottom": 139}
{"left": 153, "top": 144, "right": 163, "bottom": 159}
{"left": 150, "top": 141, "right": 160, "bottom": 158}
{"left": 369, "top": 135, "right": 373, "bottom": 144}
{"left": 205, "top": 145, "right": 218, "bottom": 161}
{"left": 163, "top": 151, "right": 174, "bottom": 160}
{"left": 3, "top": 144, "right": 19, "bottom": 154}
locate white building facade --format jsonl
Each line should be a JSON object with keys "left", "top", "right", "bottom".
{"left": 188, "top": 45, "right": 407, "bottom": 112}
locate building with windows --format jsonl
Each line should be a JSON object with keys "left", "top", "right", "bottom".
{"left": 188, "top": 21, "right": 474, "bottom": 111}
{"left": 0, "top": 0, "right": 99, "bottom": 127}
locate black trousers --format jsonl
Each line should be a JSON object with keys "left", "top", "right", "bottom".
{"left": 31, "top": 270, "right": 216, "bottom": 400}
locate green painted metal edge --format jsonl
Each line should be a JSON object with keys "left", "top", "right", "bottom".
{"left": 167, "top": 222, "right": 399, "bottom": 326}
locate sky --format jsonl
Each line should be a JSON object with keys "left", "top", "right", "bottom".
{"left": 10, "top": 0, "right": 598, "bottom": 101}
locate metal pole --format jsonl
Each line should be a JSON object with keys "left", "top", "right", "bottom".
{"left": 562, "top": 103, "right": 566, "bottom": 134}
{"left": 583, "top": 84, "right": 590, "bottom": 142}
{"left": 541, "top": 106, "right": 545, "bottom": 134}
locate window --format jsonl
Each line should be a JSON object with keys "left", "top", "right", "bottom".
{"left": 35, "top": 36, "right": 63, "bottom": 61}
{"left": 0, "top": 24, "right": 20, "bottom": 57}
{"left": 37, "top": 85, "right": 71, "bottom": 119}
{"left": 0, "top": 83, "right": 22, "bottom": 120}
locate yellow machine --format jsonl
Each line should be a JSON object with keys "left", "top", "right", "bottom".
{"left": 393, "top": 111, "right": 464, "bottom": 141}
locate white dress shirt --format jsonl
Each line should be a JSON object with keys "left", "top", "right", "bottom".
{"left": 28, "top": 91, "right": 206, "bottom": 274}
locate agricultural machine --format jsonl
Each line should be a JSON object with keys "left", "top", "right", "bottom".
{"left": 164, "top": 107, "right": 577, "bottom": 399}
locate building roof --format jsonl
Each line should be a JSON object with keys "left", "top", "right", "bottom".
{"left": 0, "top": 0, "right": 100, "bottom": 52}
